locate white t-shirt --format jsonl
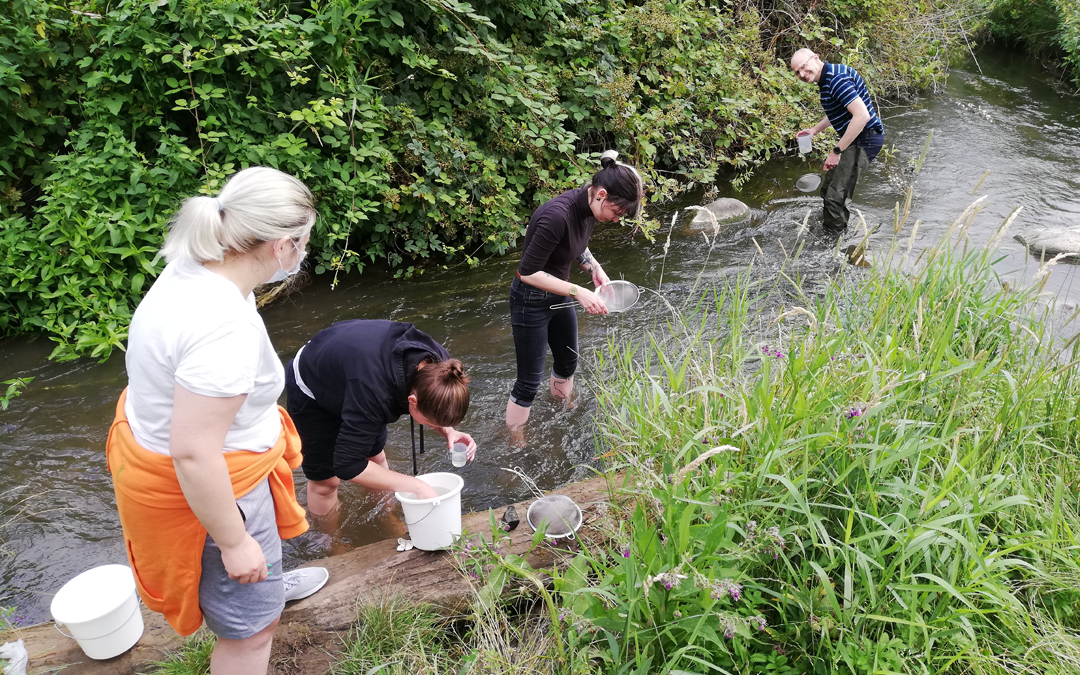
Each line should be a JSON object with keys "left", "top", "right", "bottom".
{"left": 124, "top": 258, "right": 284, "bottom": 455}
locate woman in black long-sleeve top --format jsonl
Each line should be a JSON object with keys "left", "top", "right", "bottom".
{"left": 505, "top": 151, "right": 643, "bottom": 431}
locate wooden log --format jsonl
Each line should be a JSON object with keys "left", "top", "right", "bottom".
{"left": 17, "top": 473, "right": 623, "bottom": 675}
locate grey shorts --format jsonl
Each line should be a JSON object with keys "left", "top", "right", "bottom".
{"left": 199, "top": 478, "right": 284, "bottom": 639}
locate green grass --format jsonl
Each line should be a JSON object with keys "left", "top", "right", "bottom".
{"left": 332, "top": 596, "right": 449, "bottom": 675}
{"left": 139, "top": 630, "right": 214, "bottom": 675}
{"left": 547, "top": 200, "right": 1080, "bottom": 674}
{"left": 331, "top": 593, "right": 562, "bottom": 675}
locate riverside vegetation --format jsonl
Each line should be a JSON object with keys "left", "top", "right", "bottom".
{"left": 141, "top": 191, "right": 1080, "bottom": 674}
{"left": 982, "top": 0, "right": 1080, "bottom": 85}
{"left": 1, "top": 0, "right": 980, "bottom": 360}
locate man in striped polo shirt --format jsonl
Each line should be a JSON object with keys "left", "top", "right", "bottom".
{"left": 790, "top": 49, "right": 885, "bottom": 233}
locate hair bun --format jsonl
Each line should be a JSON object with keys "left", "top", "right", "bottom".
{"left": 600, "top": 149, "right": 619, "bottom": 169}
{"left": 446, "top": 359, "right": 465, "bottom": 380}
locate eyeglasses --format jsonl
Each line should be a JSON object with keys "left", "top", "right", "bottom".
{"left": 602, "top": 200, "right": 631, "bottom": 221}
{"left": 795, "top": 53, "right": 817, "bottom": 76}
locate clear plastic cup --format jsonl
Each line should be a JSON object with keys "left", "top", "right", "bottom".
{"left": 797, "top": 134, "right": 812, "bottom": 154}
{"left": 451, "top": 442, "right": 468, "bottom": 468}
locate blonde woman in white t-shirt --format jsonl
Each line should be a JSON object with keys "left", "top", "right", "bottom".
{"left": 106, "top": 167, "right": 328, "bottom": 675}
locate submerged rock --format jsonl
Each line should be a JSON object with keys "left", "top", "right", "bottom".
{"left": 1014, "top": 229, "right": 1080, "bottom": 259}
{"left": 690, "top": 198, "right": 751, "bottom": 228}
{"left": 842, "top": 244, "right": 872, "bottom": 268}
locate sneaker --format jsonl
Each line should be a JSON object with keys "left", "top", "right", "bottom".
{"left": 283, "top": 567, "right": 329, "bottom": 602}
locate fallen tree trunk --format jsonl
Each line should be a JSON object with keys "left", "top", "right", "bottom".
{"left": 17, "top": 473, "right": 622, "bottom": 675}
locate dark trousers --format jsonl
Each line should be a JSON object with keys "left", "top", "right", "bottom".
{"left": 509, "top": 277, "right": 578, "bottom": 407}
{"left": 820, "top": 130, "right": 883, "bottom": 232}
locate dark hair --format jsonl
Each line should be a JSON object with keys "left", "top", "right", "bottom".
{"left": 412, "top": 359, "right": 471, "bottom": 427}
{"left": 590, "top": 150, "right": 644, "bottom": 219}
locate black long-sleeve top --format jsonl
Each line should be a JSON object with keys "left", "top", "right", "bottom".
{"left": 517, "top": 187, "right": 596, "bottom": 280}
{"left": 295, "top": 320, "right": 448, "bottom": 480}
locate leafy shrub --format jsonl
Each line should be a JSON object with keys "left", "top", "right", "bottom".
{"left": 0, "top": 0, "right": 978, "bottom": 359}
{"left": 981, "top": 0, "right": 1080, "bottom": 85}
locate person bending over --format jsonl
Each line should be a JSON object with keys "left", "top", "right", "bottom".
{"left": 286, "top": 320, "right": 476, "bottom": 514}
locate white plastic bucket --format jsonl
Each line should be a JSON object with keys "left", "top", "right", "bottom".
{"left": 797, "top": 134, "right": 812, "bottom": 154}
{"left": 50, "top": 564, "right": 143, "bottom": 660}
{"left": 395, "top": 472, "right": 464, "bottom": 551}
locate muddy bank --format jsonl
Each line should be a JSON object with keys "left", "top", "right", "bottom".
{"left": 13, "top": 473, "right": 623, "bottom": 675}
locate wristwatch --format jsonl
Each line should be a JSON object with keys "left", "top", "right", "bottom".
{"left": 568, "top": 284, "right": 578, "bottom": 297}
{"left": 832, "top": 145, "right": 843, "bottom": 155}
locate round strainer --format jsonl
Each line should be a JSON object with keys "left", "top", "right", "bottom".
{"left": 596, "top": 280, "right": 640, "bottom": 313}
{"left": 526, "top": 495, "right": 583, "bottom": 539}
{"left": 795, "top": 173, "right": 822, "bottom": 193}
{"left": 550, "top": 279, "right": 640, "bottom": 313}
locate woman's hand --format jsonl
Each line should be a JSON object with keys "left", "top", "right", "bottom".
{"left": 591, "top": 265, "right": 611, "bottom": 289}
{"left": 576, "top": 287, "right": 609, "bottom": 315}
{"left": 445, "top": 429, "right": 477, "bottom": 461}
{"left": 410, "top": 478, "right": 440, "bottom": 500}
{"left": 220, "top": 533, "right": 268, "bottom": 585}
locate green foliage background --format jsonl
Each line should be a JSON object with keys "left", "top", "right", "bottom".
{"left": 1, "top": 0, "right": 972, "bottom": 360}
{"left": 981, "top": 0, "right": 1080, "bottom": 85}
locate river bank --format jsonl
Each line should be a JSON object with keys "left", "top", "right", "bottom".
{"left": 8, "top": 474, "right": 623, "bottom": 674}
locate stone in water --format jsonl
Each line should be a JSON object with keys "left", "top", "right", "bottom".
{"left": 1014, "top": 228, "right": 1080, "bottom": 259}
{"left": 691, "top": 198, "right": 750, "bottom": 227}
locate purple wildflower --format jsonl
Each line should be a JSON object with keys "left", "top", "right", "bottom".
{"left": 648, "top": 571, "right": 687, "bottom": 591}
{"left": 754, "top": 616, "right": 768, "bottom": 631}
{"left": 710, "top": 578, "right": 743, "bottom": 602}
{"left": 621, "top": 544, "right": 631, "bottom": 558}
{"left": 723, "top": 621, "right": 736, "bottom": 639}
{"left": 845, "top": 405, "right": 866, "bottom": 419}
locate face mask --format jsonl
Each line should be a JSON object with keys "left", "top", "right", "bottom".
{"left": 267, "top": 241, "right": 306, "bottom": 284}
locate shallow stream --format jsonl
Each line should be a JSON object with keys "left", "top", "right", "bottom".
{"left": 3, "top": 50, "right": 1079, "bottom": 623}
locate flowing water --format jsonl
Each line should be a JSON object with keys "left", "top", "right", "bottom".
{"left": 3, "top": 50, "right": 1079, "bottom": 623}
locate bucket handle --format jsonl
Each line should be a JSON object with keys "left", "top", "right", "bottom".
{"left": 53, "top": 597, "right": 142, "bottom": 642}
{"left": 403, "top": 500, "right": 443, "bottom": 527}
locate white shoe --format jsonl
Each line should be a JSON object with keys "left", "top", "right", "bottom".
{"left": 283, "top": 567, "right": 329, "bottom": 602}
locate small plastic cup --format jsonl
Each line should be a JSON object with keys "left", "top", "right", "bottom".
{"left": 451, "top": 442, "right": 468, "bottom": 468}
{"left": 797, "top": 134, "right": 812, "bottom": 154}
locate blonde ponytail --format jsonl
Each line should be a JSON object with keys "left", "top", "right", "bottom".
{"left": 161, "top": 167, "right": 316, "bottom": 263}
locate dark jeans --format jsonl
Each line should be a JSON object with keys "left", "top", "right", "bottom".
{"left": 509, "top": 277, "right": 578, "bottom": 407}
{"left": 821, "top": 130, "right": 884, "bottom": 232}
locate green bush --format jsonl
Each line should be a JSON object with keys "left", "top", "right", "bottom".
{"left": 981, "top": 0, "right": 1080, "bottom": 85}
{"left": 1, "top": 0, "right": 977, "bottom": 359}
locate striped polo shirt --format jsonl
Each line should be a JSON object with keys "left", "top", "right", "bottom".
{"left": 818, "top": 62, "right": 884, "bottom": 137}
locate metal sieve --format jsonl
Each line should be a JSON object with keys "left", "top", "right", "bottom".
{"left": 795, "top": 173, "right": 822, "bottom": 193}
{"left": 526, "top": 494, "right": 583, "bottom": 539}
{"left": 550, "top": 280, "right": 640, "bottom": 313}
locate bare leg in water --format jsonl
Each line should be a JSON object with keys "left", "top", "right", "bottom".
{"left": 307, "top": 452, "right": 408, "bottom": 546}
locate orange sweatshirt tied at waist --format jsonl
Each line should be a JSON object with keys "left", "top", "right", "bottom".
{"left": 105, "top": 389, "right": 309, "bottom": 636}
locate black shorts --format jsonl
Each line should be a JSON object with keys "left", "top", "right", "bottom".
{"left": 285, "top": 362, "right": 387, "bottom": 482}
